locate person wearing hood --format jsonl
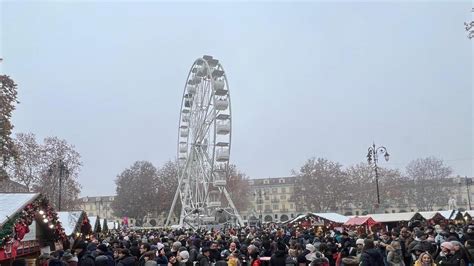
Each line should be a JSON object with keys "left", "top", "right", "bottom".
{"left": 270, "top": 242, "right": 287, "bottom": 266}
{"left": 360, "top": 239, "right": 384, "bottom": 266}
{"left": 386, "top": 241, "right": 405, "bottom": 266}
{"left": 117, "top": 249, "right": 136, "bottom": 266}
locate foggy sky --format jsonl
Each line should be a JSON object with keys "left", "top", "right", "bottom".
{"left": 1, "top": 1, "right": 472, "bottom": 196}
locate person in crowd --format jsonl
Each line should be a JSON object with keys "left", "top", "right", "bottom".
{"left": 360, "top": 239, "right": 384, "bottom": 266}
{"left": 248, "top": 244, "right": 261, "bottom": 266}
{"left": 414, "top": 252, "right": 436, "bottom": 266}
{"left": 386, "top": 241, "right": 405, "bottom": 266}
{"left": 95, "top": 244, "right": 114, "bottom": 266}
{"left": 62, "top": 250, "right": 79, "bottom": 266}
{"left": 156, "top": 243, "right": 168, "bottom": 266}
{"left": 116, "top": 249, "right": 136, "bottom": 266}
{"left": 197, "top": 246, "right": 212, "bottom": 266}
{"left": 138, "top": 243, "right": 152, "bottom": 266}
{"left": 74, "top": 241, "right": 96, "bottom": 266}
{"left": 270, "top": 241, "right": 287, "bottom": 266}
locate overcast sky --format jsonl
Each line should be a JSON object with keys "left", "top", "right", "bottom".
{"left": 1, "top": 1, "right": 472, "bottom": 196}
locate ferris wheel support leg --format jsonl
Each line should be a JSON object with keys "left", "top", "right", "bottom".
{"left": 166, "top": 187, "right": 181, "bottom": 226}
{"left": 222, "top": 187, "right": 244, "bottom": 226}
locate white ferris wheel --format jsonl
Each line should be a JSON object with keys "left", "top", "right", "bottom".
{"left": 166, "top": 55, "right": 243, "bottom": 228}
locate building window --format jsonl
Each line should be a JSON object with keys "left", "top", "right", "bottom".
{"left": 243, "top": 216, "right": 247, "bottom": 220}
{"left": 279, "top": 179, "right": 285, "bottom": 183}
{"left": 392, "top": 210, "right": 396, "bottom": 213}
{"left": 281, "top": 188, "right": 286, "bottom": 193}
{"left": 264, "top": 179, "right": 269, "bottom": 184}
{"left": 356, "top": 211, "right": 359, "bottom": 215}
{"left": 290, "top": 203, "right": 294, "bottom": 209}
{"left": 273, "top": 205, "right": 278, "bottom": 210}
{"left": 272, "top": 188, "right": 278, "bottom": 193}
{"left": 274, "top": 214, "right": 278, "bottom": 219}
{"left": 291, "top": 214, "right": 294, "bottom": 218}
{"left": 280, "top": 195, "right": 286, "bottom": 200}
{"left": 265, "top": 195, "right": 270, "bottom": 200}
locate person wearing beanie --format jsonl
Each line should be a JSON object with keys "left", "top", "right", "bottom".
{"left": 435, "top": 241, "right": 464, "bottom": 265}
{"left": 95, "top": 244, "right": 114, "bottom": 266}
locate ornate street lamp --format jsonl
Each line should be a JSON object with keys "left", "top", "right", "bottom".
{"left": 367, "top": 143, "right": 390, "bottom": 206}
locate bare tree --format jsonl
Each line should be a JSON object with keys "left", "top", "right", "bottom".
{"left": 226, "top": 164, "right": 251, "bottom": 212}
{"left": 292, "top": 157, "right": 347, "bottom": 212}
{"left": 406, "top": 156, "right": 453, "bottom": 211}
{"left": 111, "top": 161, "right": 159, "bottom": 220}
{"left": 9, "top": 133, "right": 43, "bottom": 191}
{"left": 0, "top": 74, "right": 19, "bottom": 177}
{"left": 34, "top": 136, "right": 82, "bottom": 210}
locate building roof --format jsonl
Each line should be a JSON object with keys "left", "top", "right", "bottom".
{"left": 57, "top": 211, "right": 84, "bottom": 236}
{"left": 345, "top": 216, "right": 377, "bottom": 226}
{"left": 0, "top": 193, "right": 40, "bottom": 226}
{"left": 365, "top": 212, "right": 422, "bottom": 223}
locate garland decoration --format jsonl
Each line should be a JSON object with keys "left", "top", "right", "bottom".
{"left": 0, "top": 195, "right": 66, "bottom": 246}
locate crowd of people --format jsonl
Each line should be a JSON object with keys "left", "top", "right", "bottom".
{"left": 11, "top": 223, "right": 474, "bottom": 266}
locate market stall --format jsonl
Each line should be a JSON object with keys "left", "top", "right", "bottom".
{"left": 57, "top": 211, "right": 91, "bottom": 239}
{"left": 0, "top": 193, "right": 66, "bottom": 263}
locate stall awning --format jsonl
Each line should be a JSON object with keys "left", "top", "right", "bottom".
{"left": 0, "top": 193, "right": 40, "bottom": 226}
{"left": 57, "top": 211, "right": 84, "bottom": 236}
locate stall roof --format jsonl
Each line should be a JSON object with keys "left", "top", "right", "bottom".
{"left": 0, "top": 193, "right": 40, "bottom": 226}
{"left": 57, "top": 211, "right": 83, "bottom": 236}
{"left": 89, "top": 216, "right": 99, "bottom": 231}
{"left": 344, "top": 216, "right": 377, "bottom": 226}
{"left": 312, "top": 213, "right": 349, "bottom": 224}
{"left": 288, "top": 213, "right": 348, "bottom": 224}
{"left": 367, "top": 212, "right": 420, "bottom": 223}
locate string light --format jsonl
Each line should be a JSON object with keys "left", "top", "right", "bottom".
{"left": 49, "top": 224, "right": 54, "bottom": 229}
{"left": 43, "top": 218, "right": 48, "bottom": 223}
{"left": 39, "top": 210, "right": 44, "bottom": 215}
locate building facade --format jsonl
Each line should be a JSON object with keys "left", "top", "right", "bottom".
{"left": 79, "top": 196, "right": 119, "bottom": 222}
{"left": 241, "top": 176, "right": 474, "bottom": 221}
{"left": 241, "top": 177, "right": 300, "bottom": 223}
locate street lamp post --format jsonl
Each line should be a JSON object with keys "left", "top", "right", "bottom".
{"left": 367, "top": 143, "right": 390, "bottom": 206}
{"left": 49, "top": 159, "right": 69, "bottom": 211}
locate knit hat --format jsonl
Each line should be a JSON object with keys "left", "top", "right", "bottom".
{"left": 356, "top": 239, "right": 365, "bottom": 246}
{"left": 179, "top": 251, "right": 189, "bottom": 261}
{"left": 441, "top": 242, "right": 454, "bottom": 251}
{"left": 306, "top": 244, "right": 316, "bottom": 253}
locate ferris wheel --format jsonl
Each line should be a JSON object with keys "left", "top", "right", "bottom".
{"left": 166, "top": 55, "right": 243, "bottom": 228}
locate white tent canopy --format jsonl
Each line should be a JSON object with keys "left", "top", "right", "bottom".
{"left": 287, "top": 212, "right": 349, "bottom": 224}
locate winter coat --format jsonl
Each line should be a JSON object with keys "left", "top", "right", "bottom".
{"left": 117, "top": 255, "right": 137, "bottom": 266}
{"left": 270, "top": 250, "right": 287, "bottom": 266}
{"left": 49, "top": 258, "right": 68, "bottom": 266}
{"left": 196, "top": 254, "right": 210, "bottom": 266}
{"left": 155, "top": 255, "right": 168, "bottom": 266}
{"left": 360, "top": 248, "right": 384, "bottom": 266}
{"left": 78, "top": 251, "right": 96, "bottom": 266}
{"left": 95, "top": 255, "right": 115, "bottom": 266}
{"left": 435, "top": 252, "right": 465, "bottom": 266}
